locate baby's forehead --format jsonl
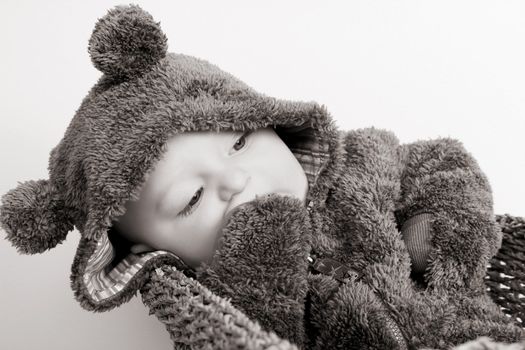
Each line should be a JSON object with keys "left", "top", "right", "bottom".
{"left": 147, "top": 130, "right": 242, "bottom": 189}
{"left": 154, "top": 125, "right": 274, "bottom": 179}
{"left": 161, "top": 127, "right": 268, "bottom": 160}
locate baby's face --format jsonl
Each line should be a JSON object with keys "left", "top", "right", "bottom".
{"left": 113, "top": 127, "right": 308, "bottom": 268}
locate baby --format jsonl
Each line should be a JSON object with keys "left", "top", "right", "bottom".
{"left": 110, "top": 122, "right": 436, "bottom": 280}
{"left": 1, "top": 5, "right": 523, "bottom": 350}
{"left": 108, "top": 122, "right": 444, "bottom": 349}
{"left": 111, "top": 127, "right": 310, "bottom": 269}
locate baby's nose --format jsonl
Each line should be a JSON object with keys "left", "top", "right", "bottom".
{"left": 218, "top": 167, "right": 250, "bottom": 202}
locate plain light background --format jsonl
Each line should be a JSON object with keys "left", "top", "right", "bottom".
{"left": 1, "top": 1, "right": 524, "bottom": 349}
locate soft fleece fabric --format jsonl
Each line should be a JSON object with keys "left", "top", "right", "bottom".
{"left": 0, "top": 4, "right": 523, "bottom": 349}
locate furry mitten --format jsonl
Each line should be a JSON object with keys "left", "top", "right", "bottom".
{"left": 194, "top": 193, "right": 312, "bottom": 348}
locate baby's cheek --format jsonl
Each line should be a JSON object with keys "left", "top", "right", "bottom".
{"left": 179, "top": 245, "right": 214, "bottom": 270}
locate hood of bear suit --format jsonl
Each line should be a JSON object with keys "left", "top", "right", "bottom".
{"left": 0, "top": 4, "right": 346, "bottom": 312}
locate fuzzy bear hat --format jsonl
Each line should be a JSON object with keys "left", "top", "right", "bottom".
{"left": 0, "top": 4, "right": 344, "bottom": 312}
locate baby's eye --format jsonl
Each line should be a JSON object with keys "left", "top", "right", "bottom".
{"left": 188, "top": 188, "right": 202, "bottom": 206}
{"left": 232, "top": 130, "right": 253, "bottom": 152}
{"left": 179, "top": 187, "right": 203, "bottom": 218}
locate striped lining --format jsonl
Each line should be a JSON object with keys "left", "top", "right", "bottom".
{"left": 82, "top": 125, "right": 330, "bottom": 304}
{"left": 400, "top": 212, "right": 434, "bottom": 275}
{"left": 277, "top": 124, "right": 330, "bottom": 188}
{"left": 83, "top": 233, "right": 180, "bottom": 301}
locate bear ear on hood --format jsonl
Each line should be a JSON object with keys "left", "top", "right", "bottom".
{"left": 0, "top": 179, "right": 75, "bottom": 254}
{"left": 87, "top": 4, "right": 168, "bottom": 79}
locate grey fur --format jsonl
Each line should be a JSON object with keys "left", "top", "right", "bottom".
{"left": 1, "top": 4, "right": 523, "bottom": 349}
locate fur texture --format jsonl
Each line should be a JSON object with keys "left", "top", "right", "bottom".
{"left": 303, "top": 128, "right": 524, "bottom": 349}
{"left": 1, "top": 179, "right": 74, "bottom": 254}
{"left": 1, "top": 4, "right": 523, "bottom": 349}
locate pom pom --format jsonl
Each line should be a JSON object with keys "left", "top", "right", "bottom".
{"left": 88, "top": 4, "right": 168, "bottom": 79}
{"left": 0, "top": 179, "right": 74, "bottom": 254}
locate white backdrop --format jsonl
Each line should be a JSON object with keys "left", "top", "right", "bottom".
{"left": 1, "top": 1, "right": 524, "bottom": 349}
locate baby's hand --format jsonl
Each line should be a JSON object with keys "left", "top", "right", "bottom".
{"left": 194, "top": 193, "right": 311, "bottom": 348}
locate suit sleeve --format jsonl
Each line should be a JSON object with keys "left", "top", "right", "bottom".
{"left": 394, "top": 137, "right": 503, "bottom": 292}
